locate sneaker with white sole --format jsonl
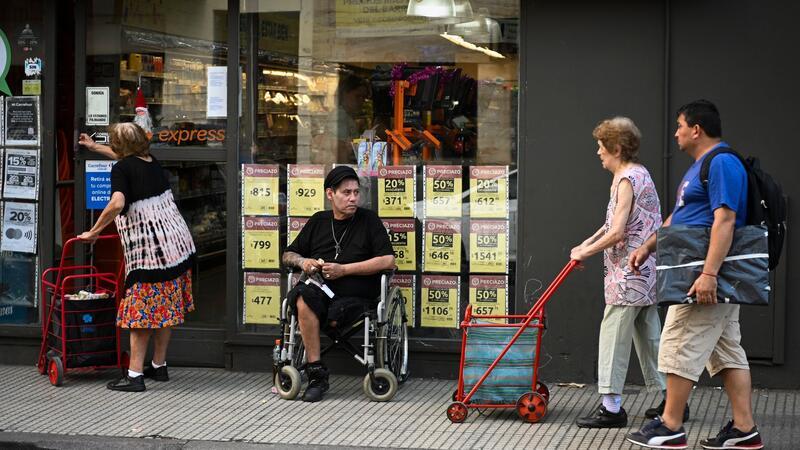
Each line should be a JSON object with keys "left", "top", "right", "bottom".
{"left": 626, "top": 416, "right": 688, "bottom": 449}
{"left": 699, "top": 420, "right": 763, "bottom": 449}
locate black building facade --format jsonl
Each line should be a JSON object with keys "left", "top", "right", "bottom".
{"left": 0, "top": 0, "right": 797, "bottom": 389}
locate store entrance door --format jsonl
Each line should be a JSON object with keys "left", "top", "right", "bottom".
{"left": 77, "top": 0, "right": 233, "bottom": 367}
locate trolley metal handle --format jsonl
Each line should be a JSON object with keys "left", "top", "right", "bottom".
{"left": 461, "top": 260, "right": 581, "bottom": 405}
{"left": 61, "top": 234, "right": 120, "bottom": 263}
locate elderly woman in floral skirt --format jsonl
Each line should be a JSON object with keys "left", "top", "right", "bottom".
{"left": 78, "top": 123, "right": 196, "bottom": 392}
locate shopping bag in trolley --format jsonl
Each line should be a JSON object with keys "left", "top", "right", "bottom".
{"left": 463, "top": 320, "right": 540, "bottom": 404}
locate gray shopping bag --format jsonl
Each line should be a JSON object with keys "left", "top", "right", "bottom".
{"left": 656, "top": 225, "right": 770, "bottom": 306}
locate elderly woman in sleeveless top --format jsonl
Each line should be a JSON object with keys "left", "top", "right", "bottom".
{"left": 78, "top": 123, "right": 196, "bottom": 392}
{"left": 569, "top": 117, "right": 668, "bottom": 428}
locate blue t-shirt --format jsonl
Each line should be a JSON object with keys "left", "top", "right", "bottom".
{"left": 671, "top": 142, "right": 748, "bottom": 228}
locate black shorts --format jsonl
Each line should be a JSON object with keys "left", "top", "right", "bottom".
{"left": 287, "top": 282, "right": 375, "bottom": 327}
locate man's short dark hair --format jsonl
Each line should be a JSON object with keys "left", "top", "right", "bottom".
{"left": 677, "top": 99, "right": 722, "bottom": 138}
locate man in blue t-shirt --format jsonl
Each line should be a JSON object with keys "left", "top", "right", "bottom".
{"left": 625, "top": 100, "right": 764, "bottom": 450}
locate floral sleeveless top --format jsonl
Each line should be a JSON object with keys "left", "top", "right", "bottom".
{"left": 603, "top": 165, "right": 662, "bottom": 306}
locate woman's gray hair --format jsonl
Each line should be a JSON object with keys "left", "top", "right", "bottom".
{"left": 593, "top": 116, "right": 641, "bottom": 163}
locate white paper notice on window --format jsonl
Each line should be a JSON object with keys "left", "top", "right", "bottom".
{"left": 1, "top": 201, "right": 37, "bottom": 254}
{"left": 86, "top": 87, "right": 110, "bottom": 126}
{"left": 207, "top": 66, "right": 227, "bottom": 118}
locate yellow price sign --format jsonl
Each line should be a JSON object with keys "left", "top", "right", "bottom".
{"left": 424, "top": 165, "right": 462, "bottom": 217}
{"left": 287, "top": 217, "right": 309, "bottom": 246}
{"left": 469, "top": 166, "right": 509, "bottom": 218}
{"left": 242, "top": 216, "right": 280, "bottom": 269}
{"left": 420, "top": 275, "right": 460, "bottom": 328}
{"left": 469, "top": 275, "right": 508, "bottom": 324}
{"left": 390, "top": 274, "right": 416, "bottom": 328}
{"left": 378, "top": 166, "right": 415, "bottom": 217}
{"left": 243, "top": 272, "right": 281, "bottom": 324}
{"left": 288, "top": 164, "right": 324, "bottom": 216}
{"left": 423, "top": 219, "right": 461, "bottom": 273}
{"left": 469, "top": 220, "right": 509, "bottom": 273}
{"left": 242, "top": 164, "right": 279, "bottom": 215}
{"left": 383, "top": 218, "right": 416, "bottom": 271}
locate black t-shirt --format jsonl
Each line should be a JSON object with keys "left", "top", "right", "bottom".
{"left": 111, "top": 155, "right": 170, "bottom": 214}
{"left": 285, "top": 208, "right": 393, "bottom": 299}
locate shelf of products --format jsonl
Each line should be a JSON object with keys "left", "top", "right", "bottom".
{"left": 119, "top": 52, "right": 219, "bottom": 129}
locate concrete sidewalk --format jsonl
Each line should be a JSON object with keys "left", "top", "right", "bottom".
{"left": 1, "top": 364, "right": 796, "bottom": 449}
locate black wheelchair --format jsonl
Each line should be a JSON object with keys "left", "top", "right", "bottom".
{"left": 273, "top": 271, "right": 409, "bottom": 401}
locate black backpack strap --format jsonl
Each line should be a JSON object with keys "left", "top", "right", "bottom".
{"left": 699, "top": 146, "right": 747, "bottom": 187}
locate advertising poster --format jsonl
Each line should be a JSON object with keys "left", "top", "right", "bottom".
{"left": 378, "top": 165, "right": 415, "bottom": 217}
{"left": 423, "top": 165, "right": 462, "bottom": 217}
{"left": 420, "top": 275, "right": 460, "bottom": 328}
{"left": 383, "top": 218, "right": 416, "bottom": 271}
{"left": 469, "top": 220, "right": 509, "bottom": 273}
{"left": 1, "top": 201, "right": 37, "bottom": 253}
{"left": 242, "top": 164, "right": 279, "bottom": 216}
{"left": 242, "top": 216, "right": 280, "bottom": 269}
{"left": 287, "top": 164, "right": 324, "bottom": 217}
{"left": 85, "top": 160, "right": 114, "bottom": 210}
{"left": 469, "top": 166, "right": 509, "bottom": 218}
{"left": 5, "top": 96, "right": 39, "bottom": 146}
{"left": 390, "top": 274, "right": 415, "bottom": 328}
{"left": 468, "top": 275, "right": 508, "bottom": 323}
{"left": 243, "top": 272, "right": 281, "bottom": 324}
{"left": 422, "top": 219, "right": 461, "bottom": 273}
{"left": 287, "top": 217, "right": 309, "bottom": 246}
{"left": 3, "top": 148, "right": 39, "bottom": 200}
{"left": 85, "top": 87, "right": 110, "bottom": 126}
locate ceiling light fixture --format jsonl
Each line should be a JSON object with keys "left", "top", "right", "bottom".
{"left": 407, "top": 0, "right": 473, "bottom": 20}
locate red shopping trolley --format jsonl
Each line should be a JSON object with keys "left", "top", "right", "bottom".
{"left": 36, "top": 235, "right": 128, "bottom": 386}
{"left": 447, "top": 260, "right": 580, "bottom": 423}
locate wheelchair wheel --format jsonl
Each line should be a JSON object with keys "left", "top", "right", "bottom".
{"left": 377, "top": 287, "right": 409, "bottom": 383}
{"left": 274, "top": 365, "right": 301, "bottom": 400}
{"left": 291, "top": 333, "right": 307, "bottom": 371}
{"left": 363, "top": 368, "right": 398, "bottom": 402}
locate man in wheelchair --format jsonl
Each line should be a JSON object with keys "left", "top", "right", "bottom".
{"left": 282, "top": 166, "right": 396, "bottom": 402}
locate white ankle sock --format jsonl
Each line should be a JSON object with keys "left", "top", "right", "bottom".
{"left": 152, "top": 360, "right": 166, "bottom": 368}
{"left": 602, "top": 394, "right": 622, "bottom": 413}
{"left": 128, "top": 369, "right": 143, "bottom": 378}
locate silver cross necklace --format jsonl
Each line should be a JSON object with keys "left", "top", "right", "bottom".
{"left": 331, "top": 216, "right": 354, "bottom": 260}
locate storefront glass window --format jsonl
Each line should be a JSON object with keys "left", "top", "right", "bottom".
{"left": 237, "top": 1, "right": 520, "bottom": 336}
{"left": 87, "top": 0, "right": 229, "bottom": 148}
{"left": 85, "top": 1, "right": 230, "bottom": 327}
{"left": 0, "top": 0, "right": 45, "bottom": 325}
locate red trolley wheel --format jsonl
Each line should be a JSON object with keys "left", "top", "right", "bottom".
{"left": 446, "top": 402, "right": 469, "bottom": 423}
{"left": 516, "top": 392, "right": 547, "bottom": 423}
{"left": 48, "top": 356, "right": 64, "bottom": 387}
{"left": 536, "top": 381, "right": 550, "bottom": 402}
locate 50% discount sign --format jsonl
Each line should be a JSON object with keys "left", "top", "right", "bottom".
{"left": 420, "top": 275, "right": 460, "bottom": 328}
{"left": 423, "top": 219, "right": 461, "bottom": 273}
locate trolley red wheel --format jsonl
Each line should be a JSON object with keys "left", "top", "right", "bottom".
{"left": 48, "top": 356, "right": 64, "bottom": 387}
{"left": 446, "top": 402, "right": 469, "bottom": 423}
{"left": 516, "top": 392, "right": 547, "bottom": 423}
{"left": 536, "top": 381, "right": 550, "bottom": 402}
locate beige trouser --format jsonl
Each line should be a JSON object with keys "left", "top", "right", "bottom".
{"left": 597, "top": 304, "right": 666, "bottom": 395}
{"left": 658, "top": 304, "right": 749, "bottom": 382}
